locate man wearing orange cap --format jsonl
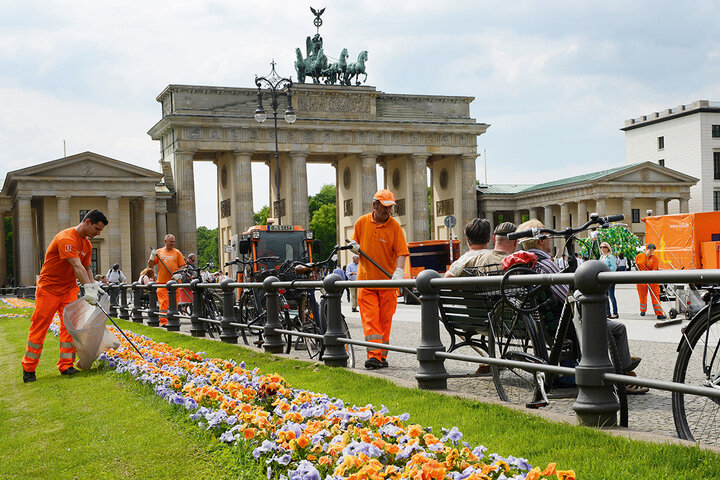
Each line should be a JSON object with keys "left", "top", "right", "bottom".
{"left": 349, "top": 189, "right": 409, "bottom": 369}
{"left": 635, "top": 243, "right": 666, "bottom": 320}
{"left": 22, "top": 209, "right": 108, "bottom": 383}
{"left": 148, "top": 234, "right": 186, "bottom": 326}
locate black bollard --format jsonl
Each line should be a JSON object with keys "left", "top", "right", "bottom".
{"left": 165, "top": 280, "right": 180, "bottom": 331}
{"left": 109, "top": 284, "right": 119, "bottom": 317}
{"left": 321, "top": 273, "right": 348, "bottom": 367}
{"left": 131, "top": 282, "right": 144, "bottom": 323}
{"left": 572, "top": 260, "right": 620, "bottom": 427}
{"left": 119, "top": 286, "right": 130, "bottom": 320}
{"left": 147, "top": 282, "right": 160, "bottom": 327}
{"left": 262, "top": 276, "right": 285, "bottom": 353}
{"left": 189, "top": 279, "right": 205, "bottom": 337}
{"left": 415, "top": 269, "right": 449, "bottom": 389}
{"left": 219, "top": 279, "right": 238, "bottom": 343}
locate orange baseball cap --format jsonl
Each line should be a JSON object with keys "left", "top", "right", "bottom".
{"left": 374, "top": 189, "right": 396, "bottom": 206}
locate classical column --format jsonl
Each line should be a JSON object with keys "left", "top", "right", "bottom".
{"left": 577, "top": 201, "right": 587, "bottom": 227}
{"left": 0, "top": 214, "right": 5, "bottom": 286}
{"left": 360, "top": 153, "right": 378, "bottom": 214}
{"left": 543, "top": 206, "right": 553, "bottom": 228}
{"left": 289, "top": 151, "right": 309, "bottom": 228}
{"left": 107, "top": 196, "right": 121, "bottom": 265}
{"left": 16, "top": 196, "right": 34, "bottom": 286}
{"left": 679, "top": 197, "right": 690, "bottom": 213}
{"left": 529, "top": 207, "right": 540, "bottom": 220}
{"left": 155, "top": 199, "right": 168, "bottom": 247}
{"left": 460, "top": 154, "right": 477, "bottom": 242}
{"left": 622, "top": 197, "right": 633, "bottom": 226}
{"left": 173, "top": 150, "right": 197, "bottom": 254}
{"left": 654, "top": 198, "right": 665, "bottom": 216}
{"left": 57, "top": 195, "right": 71, "bottom": 230}
{"left": 560, "top": 203, "right": 570, "bottom": 230}
{"left": 233, "top": 151, "right": 255, "bottom": 234}
{"left": 595, "top": 198, "right": 606, "bottom": 217}
{"left": 411, "top": 153, "right": 430, "bottom": 241}
{"left": 513, "top": 209, "right": 522, "bottom": 226}
{"left": 143, "top": 196, "right": 158, "bottom": 258}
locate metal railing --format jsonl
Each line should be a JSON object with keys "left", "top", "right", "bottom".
{"left": 97, "top": 261, "right": 720, "bottom": 428}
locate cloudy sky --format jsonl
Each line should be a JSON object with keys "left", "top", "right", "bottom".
{"left": 2, "top": 1, "right": 719, "bottom": 228}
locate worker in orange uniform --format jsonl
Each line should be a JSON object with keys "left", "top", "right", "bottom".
{"left": 635, "top": 243, "right": 666, "bottom": 320}
{"left": 22, "top": 209, "right": 108, "bottom": 383}
{"left": 148, "top": 234, "right": 186, "bottom": 326}
{"left": 349, "top": 189, "right": 409, "bottom": 369}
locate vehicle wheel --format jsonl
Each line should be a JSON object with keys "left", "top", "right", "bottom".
{"left": 672, "top": 309, "right": 720, "bottom": 445}
{"left": 669, "top": 308, "right": 678, "bottom": 319}
{"left": 607, "top": 332, "right": 629, "bottom": 428}
{"left": 488, "top": 300, "right": 548, "bottom": 407}
{"left": 299, "top": 295, "right": 323, "bottom": 359}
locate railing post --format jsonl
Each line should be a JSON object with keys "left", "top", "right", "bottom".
{"left": 572, "top": 260, "right": 619, "bottom": 427}
{"left": 165, "top": 280, "right": 180, "bottom": 331}
{"left": 219, "top": 279, "right": 238, "bottom": 343}
{"left": 189, "top": 279, "right": 205, "bottom": 337}
{"left": 147, "top": 282, "right": 160, "bottom": 327}
{"left": 131, "top": 282, "right": 144, "bottom": 323}
{"left": 262, "top": 276, "right": 285, "bottom": 353}
{"left": 109, "top": 284, "right": 119, "bottom": 316}
{"left": 322, "top": 273, "right": 348, "bottom": 367}
{"left": 119, "top": 285, "right": 130, "bottom": 320}
{"left": 415, "top": 269, "right": 448, "bottom": 389}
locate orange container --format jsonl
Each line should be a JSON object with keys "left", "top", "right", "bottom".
{"left": 643, "top": 212, "right": 720, "bottom": 270}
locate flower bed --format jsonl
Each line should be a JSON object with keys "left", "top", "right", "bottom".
{"left": 92, "top": 326, "right": 575, "bottom": 480}
{"left": 1, "top": 297, "right": 35, "bottom": 309}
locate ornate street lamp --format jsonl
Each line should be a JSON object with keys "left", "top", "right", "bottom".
{"left": 254, "top": 60, "right": 296, "bottom": 225}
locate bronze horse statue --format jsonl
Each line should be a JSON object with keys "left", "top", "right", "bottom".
{"left": 343, "top": 51, "right": 368, "bottom": 86}
{"left": 322, "top": 48, "right": 348, "bottom": 85}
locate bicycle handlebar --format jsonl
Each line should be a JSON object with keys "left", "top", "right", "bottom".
{"left": 507, "top": 213, "right": 624, "bottom": 240}
{"left": 278, "top": 244, "right": 352, "bottom": 274}
{"left": 224, "top": 256, "right": 280, "bottom": 267}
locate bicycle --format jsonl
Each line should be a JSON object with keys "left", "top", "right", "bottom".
{"left": 672, "top": 286, "right": 720, "bottom": 445}
{"left": 277, "top": 244, "right": 356, "bottom": 366}
{"left": 172, "top": 263, "right": 223, "bottom": 338}
{"left": 487, "top": 213, "right": 629, "bottom": 426}
{"left": 224, "top": 255, "right": 291, "bottom": 347}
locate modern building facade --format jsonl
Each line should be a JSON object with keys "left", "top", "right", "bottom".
{"left": 623, "top": 100, "right": 720, "bottom": 213}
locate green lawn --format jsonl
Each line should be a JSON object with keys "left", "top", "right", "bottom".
{"left": 2, "top": 312, "right": 719, "bottom": 479}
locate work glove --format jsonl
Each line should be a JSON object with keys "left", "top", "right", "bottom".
{"left": 83, "top": 283, "right": 99, "bottom": 305}
{"left": 150, "top": 249, "right": 159, "bottom": 259}
{"left": 349, "top": 240, "right": 361, "bottom": 254}
{"left": 392, "top": 268, "right": 404, "bottom": 280}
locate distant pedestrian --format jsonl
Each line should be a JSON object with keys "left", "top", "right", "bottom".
{"left": 600, "top": 242, "right": 619, "bottom": 319}
{"left": 332, "top": 264, "right": 347, "bottom": 301}
{"left": 106, "top": 264, "right": 126, "bottom": 284}
{"left": 635, "top": 244, "right": 666, "bottom": 320}
{"left": 346, "top": 255, "right": 359, "bottom": 312}
{"left": 617, "top": 253, "right": 628, "bottom": 271}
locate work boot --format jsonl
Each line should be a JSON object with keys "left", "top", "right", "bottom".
{"left": 656, "top": 314, "right": 667, "bottom": 320}
{"left": 381, "top": 358, "right": 389, "bottom": 368}
{"left": 61, "top": 366, "right": 79, "bottom": 376}
{"left": 364, "top": 358, "right": 383, "bottom": 370}
{"left": 23, "top": 369, "right": 36, "bottom": 383}
{"left": 639, "top": 312, "right": 646, "bottom": 317}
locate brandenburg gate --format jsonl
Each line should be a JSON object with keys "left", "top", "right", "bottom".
{"left": 148, "top": 83, "right": 488, "bottom": 259}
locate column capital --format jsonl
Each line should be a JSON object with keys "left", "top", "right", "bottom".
{"left": 461, "top": 152, "right": 478, "bottom": 161}
{"left": 289, "top": 150, "right": 309, "bottom": 158}
{"left": 410, "top": 152, "right": 431, "bottom": 160}
{"left": 232, "top": 149, "right": 254, "bottom": 156}
{"left": 360, "top": 152, "right": 378, "bottom": 160}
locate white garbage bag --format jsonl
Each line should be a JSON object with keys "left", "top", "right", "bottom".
{"left": 63, "top": 292, "right": 121, "bottom": 369}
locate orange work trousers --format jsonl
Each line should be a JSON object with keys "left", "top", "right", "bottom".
{"left": 636, "top": 283, "right": 663, "bottom": 315}
{"left": 22, "top": 287, "right": 78, "bottom": 373}
{"left": 156, "top": 285, "right": 174, "bottom": 326}
{"left": 358, "top": 288, "right": 398, "bottom": 361}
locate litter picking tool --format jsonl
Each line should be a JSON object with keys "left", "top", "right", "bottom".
{"left": 345, "top": 239, "right": 421, "bottom": 304}
{"left": 644, "top": 281, "right": 680, "bottom": 328}
{"left": 96, "top": 302, "right": 144, "bottom": 358}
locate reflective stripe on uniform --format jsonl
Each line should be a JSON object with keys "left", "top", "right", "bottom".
{"left": 59, "top": 342, "right": 74, "bottom": 349}
{"left": 24, "top": 350, "right": 41, "bottom": 359}
{"left": 59, "top": 352, "right": 76, "bottom": 359}
{"left": 27, "top": 340, "right": 42, "bottom": 350}
{"left": 364, "top": 334, "right": 383, "bottom": 342}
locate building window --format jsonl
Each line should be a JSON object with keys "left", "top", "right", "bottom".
{"left": 90, "top": 247, "right": 98, "bottom": 275}
{"left": 713, "top": 125, "right": 720, "bottom": 138}
{"left": 552, "top": 216, "right": 556, "bottom": 229}
{"left": 715, "top": 192, "right": 720, "bottom": 211}
{"left": 658, "top": 136, "right": 664, "bottom": 150}
{"left": 632, "top": 209, "right": 640, "bottom": 223}
{"left": 658, "top": 159, "right": 665, "bottom": 167}
{"left": 715, "top": 152, "right": 720, "bottom": 180}
{"left": 569, "top": 213, "right": 573, "bottom": 226}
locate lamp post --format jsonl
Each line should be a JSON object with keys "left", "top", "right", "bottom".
{"left": 254, "top": 61, "right": 296, "bottom": 225}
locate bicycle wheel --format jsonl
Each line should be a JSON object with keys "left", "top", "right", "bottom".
{"left": 672, "top": 309, "right": 720, "bottom": 445}
{"left": 489, "top": 300, "right": 548, "bottom": 408}
{"left": 238, "top": 291, "right": 263, "bottom": 346}
{"left": 298, "top": 294, "right": 323, "bottom": 359}
{"left": 319, "top": 298, "right": 355, "bottom": 368}
{"left": 606, "top": 332, "right": 629, "bottom": 428}
{"left": 204, "top": 292, "right": 224, "bottom": 339}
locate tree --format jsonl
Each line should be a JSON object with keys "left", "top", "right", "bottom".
{"left": 309, "top": 203, "right": 337, "bottom": 261}
{"left": 196, "top": 226, "right": 218, "bottom": 268}
{"left": 254, "top": 206, "right": 270, "bottom": 225}
{"left": 309, "top": 184, "right": 336, "bottom": 220}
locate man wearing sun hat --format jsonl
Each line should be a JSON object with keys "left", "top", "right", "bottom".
{"left": 348, "top": 189, "right": 409, "bottom": 369}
